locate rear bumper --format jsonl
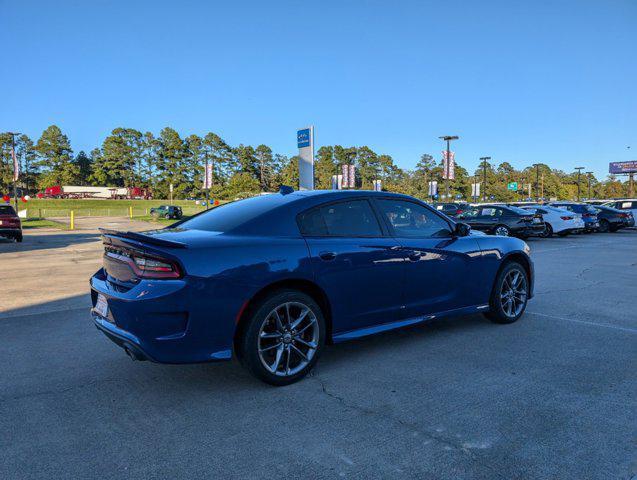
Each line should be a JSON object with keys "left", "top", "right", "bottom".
{"left": 514, "top": 224, "right": 545, "bottom": 237}
{"left": 93, "top": 314, "right": 155, "bottom": 361}
{"left": 583, "top": 221, "right": 599, "bottom": 231}
{"left": 0, "top": 227, "right": 21, "bottom": 236}
{"left": 90, "top": 269, "right": 235, "bottom": 364}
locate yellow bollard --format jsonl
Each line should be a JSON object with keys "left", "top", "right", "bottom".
{"left": 70, "top": 210, "right": 75, "bottom": 230}
{"left": 129, "top": 206, "right": 133, "bottom": 219}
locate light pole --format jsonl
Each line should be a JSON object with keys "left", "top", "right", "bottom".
{"left": 532, "top": 163, "right": 541, "bottom": 202}
{"left": 439, "top": 135, "right": 458, "bottom": 200}
{"left": 7, "top": 132, "right": 21, "bottom": 210}
{"left": 586, "top": 171, "right": 593, "bottom": 200}
{"left": 574, "top": 166, "right": 585, "bottom": 201}
{"left": 480, "top": 157, "right": 491, "bottom": 202}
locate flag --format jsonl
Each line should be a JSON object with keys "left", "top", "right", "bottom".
{"left": 442, "top": 151, "right": 455, "bottom": 180}
{"left": 12, "top": 147, "right": 19, "bottom": 181}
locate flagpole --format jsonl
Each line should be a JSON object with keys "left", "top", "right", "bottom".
{"left": 8, "top": 132, "right": 20, "bottom": 211}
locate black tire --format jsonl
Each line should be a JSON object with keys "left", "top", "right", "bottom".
{"left": 598, "top": 219, "right": 610, "bottom": 233}
{"left": 557, "top": 231, "right": 569, "bottom": 237}
{"left": 238, "top": 289, "right": 326, "bottom": 386}
{"left": 15, "top": 233, "right": 23, "bottom": 243}
{"left": 483, "top": 261, "right": 529, "bottom": 324}
{"left": 493, "top": 224, "right": 511, "bottom": 237}
{"left": 540, "top": 223, "right": 553, "bottom": 238}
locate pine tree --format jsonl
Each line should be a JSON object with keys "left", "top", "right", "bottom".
{"left": 34, "top": 125, "right": 78, "bottom": 186}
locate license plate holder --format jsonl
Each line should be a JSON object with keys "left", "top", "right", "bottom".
{"left": 94, "top": 294, "right": 109, "bottom": 318}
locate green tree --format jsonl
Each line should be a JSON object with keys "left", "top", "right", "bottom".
{"left": 279, "top": 155, "right": 300, "bottom": 188}
{"left": 202, "top": 132, "right": 232, "bottom": 187}
{"left": 34, "top": 125, "right": 78, "bottom": 186}
{"left": 224, "top": 172, "right": 260, "bottom": 199}
{"left": 16, "top": 134, "right": 37, "bottom": 195}
{"left": 255, "top": 144, "right": 277, "bottom": 191}
{"left": 73, "top": 151, "right": 93, "bottom": 185}
{"left": 156, "top": 127, "right": 189, "bottom": 199}
{"left": 314, "top": 146, "right": 336, "bottom": 189}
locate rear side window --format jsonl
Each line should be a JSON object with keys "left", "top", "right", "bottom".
{"left": 298, "top": 200, "right": 382, "bottom": 237}
{"left": 0, "top": 206, "right": 16, "bottom": 215}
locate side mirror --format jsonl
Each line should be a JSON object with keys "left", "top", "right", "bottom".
{"left": 455, "top": 222, "right": 471, "bottom": 237}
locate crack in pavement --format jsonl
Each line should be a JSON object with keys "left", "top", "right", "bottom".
{"left": 309, "top": 371, "right": 519, "bottom": 480}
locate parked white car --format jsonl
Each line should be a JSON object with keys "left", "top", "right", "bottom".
{"left": 522, "top": 205, "right": 585, "bottom": 237}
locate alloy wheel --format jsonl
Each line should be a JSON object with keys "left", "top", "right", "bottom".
{"left": 257, "top": 302, "right": 319, "bottom": 377}
{"left": 495, "top": 226, "right": 510, "bottom": 236}
{"left": 500, "top": 270, "right": 527, "bottom": 318}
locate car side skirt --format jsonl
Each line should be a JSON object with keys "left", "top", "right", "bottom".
{"left": 332, "top": 304, "right": 490, "bottom": 343}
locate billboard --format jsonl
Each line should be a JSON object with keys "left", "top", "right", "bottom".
{"left": 609, "top": 161, "right": 637, "bottom": 174}
{"left": 297, "top": 127, "right": 314, "bottom": 190}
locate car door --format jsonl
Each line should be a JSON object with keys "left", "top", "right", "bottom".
{"left": 476, "top": 207, "right": 501, "bottom": 232}
{"left": 299, "top": 198, "right": 406, "bottom": 333}
{"left": 372, "top": 198, "right": 483, "bottom": 317}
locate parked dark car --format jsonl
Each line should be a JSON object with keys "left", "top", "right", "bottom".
{"left": 0, "top": 205, "right": 22, "bottom": 242}
{"left": 150, "top": 205, "right": 183, "bottom": 219}
{"left": 592, "top": 205, "right": 635, "bottom": 232}
{"left": 90, "top": 190, "right": 534, "bottom": 385}
{"left": 432, "top": 202, "right": 470, "bottom": 217}
{"left": 549, "top": 202, "right": 599, "bottom": 232}
{"left": 457, "top": 204, "right": 545, "bottom": 238}
{"left": 603, "top": 199, "right": 637, "bottom": 221}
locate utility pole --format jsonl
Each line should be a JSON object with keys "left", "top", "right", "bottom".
{"left": 575, "top": 166, "right": 585, "bottom": 201}
{"left": 480, "top": 157, "right": 491, "bottom": 202}
{"left": 541, "top": 173, "right": 544, "bottom": 201}
{"left": 533, "top": 163, "right": 541, "bottom": 202}
{"left": 439, "top": 136, "right": 459, "bottom": 200}
{"left": 586, "top": 171, "right": 593, "bottom": 200}
{"left": 7, "top": 132, "right": 21, "bottom": 211}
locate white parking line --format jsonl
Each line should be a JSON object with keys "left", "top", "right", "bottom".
{"left": 527, "top": 311, "right": 637, "bottom": 334}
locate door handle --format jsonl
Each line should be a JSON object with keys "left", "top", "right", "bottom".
{"left": 318, "top": 251, "right": 336, "bottom": 261}
{"left": 407, "top": 250, "right": 422, "bottom": 261}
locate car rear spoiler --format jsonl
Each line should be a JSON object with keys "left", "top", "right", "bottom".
{"left": 99, "top": 228, "right": 187, "bottom": 249}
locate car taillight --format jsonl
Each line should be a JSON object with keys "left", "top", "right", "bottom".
{"left": 105, "top": 248, "right": 181, "bottom": 279}
{"left": 618, "top": 213, "right": 629, "bottom": 218}
{"left": 560, "top": 216, "right": 573, "bottom": 220}
{"left": 456, "top": 209, "right": 464, "bottom": 214}
{"left": 582, "top": 213, "right": 595, "bottom": 218}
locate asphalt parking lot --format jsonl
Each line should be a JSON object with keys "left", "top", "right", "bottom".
{"left": 1, "top": 227, "right": 636, "bottom": 479}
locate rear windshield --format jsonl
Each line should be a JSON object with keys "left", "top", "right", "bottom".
{"left": 507, "top": 206, "right": 530, "bottom": 215}
{"left": 0, "top": 205, "right": 16, "bottom": 215}
{"left": 178, "top": 194, "right": 286, "bottom": 232}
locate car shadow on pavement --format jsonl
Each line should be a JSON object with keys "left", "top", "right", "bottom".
{"left": 0, "top": 232, "right": 101, "bottom": 253}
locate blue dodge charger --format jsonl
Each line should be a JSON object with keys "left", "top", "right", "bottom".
{"left": 91, "top": 190, "right": 534, "bottom": 385}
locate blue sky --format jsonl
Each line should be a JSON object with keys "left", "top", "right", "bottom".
{"left": 2, "top": 0, "right": 635, "bottom": 179}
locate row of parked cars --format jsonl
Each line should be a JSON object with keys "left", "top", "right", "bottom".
{"left": 433, "top": 199, "right": 637, "bottom": 238}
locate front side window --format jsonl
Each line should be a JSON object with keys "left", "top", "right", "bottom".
{"left": 376, "top": 199, "right": 451, "bottom": 238}
{"left": 298, "top": 199, "right": 382, "bottom": 237}
{"left": 458, "top": 208, "right": 479, "bottom": 218}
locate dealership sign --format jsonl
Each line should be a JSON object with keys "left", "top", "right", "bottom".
{"left": 297, "top": 126, "right": 314, "bottom": 190}
{"left": 609, "top": 161, "right": 637, "bottom": 174}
